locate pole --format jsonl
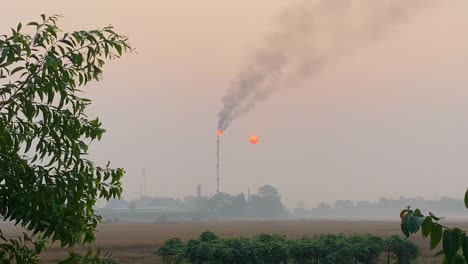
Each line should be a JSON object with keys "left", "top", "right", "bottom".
{"left": 216, "top": 135, "right": 220, "bottom": 193}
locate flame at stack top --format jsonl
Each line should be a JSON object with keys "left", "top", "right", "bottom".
{"left": 217, "top": 129, "right": 223, "bottom": 137}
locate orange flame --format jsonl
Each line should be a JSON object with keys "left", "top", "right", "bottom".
{"left": 217, "top": 129, "right": 223, "bottom": 136}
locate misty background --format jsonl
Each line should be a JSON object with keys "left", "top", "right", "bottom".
{"left": 1, "top": 0, "right": 468, "bottom": 209}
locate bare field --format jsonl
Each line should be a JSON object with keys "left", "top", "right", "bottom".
{"left": 4, "top": 220, "right": 468, "bottom": 263}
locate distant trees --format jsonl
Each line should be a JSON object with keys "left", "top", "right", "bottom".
{"left": 197, "top": 184, "right": 202, "bottom": 198}
{"left": 190, "top": 185, "right": 288, "bottom": 218}
{"left": 128, "top": 201, "right": 137, "bottom": 213}
{"left": 106, "top": 198, "right": 130, "bottom": 209}
{"left": 106, "top": 185, "right": 288, "bottom": 219}
{"left": 258, "top": 185, "right": 280, "bottom": 198}
{"left": 295, "top": 196, "right": 468, "bottom": 219}
{"left": 249, "top": 185, "right": 288, "bottom": 218}
{"left": 0, "top": 14, "right": 131, "bottom": 262}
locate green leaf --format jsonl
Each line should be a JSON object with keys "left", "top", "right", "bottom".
{"left": 443, "top": 229, "right": 463, "bottom": 264}
{"left": 413, "top": 209, "right": 423, "bottom": 217}
{"left": 115, "top": 44, "right": 122, "bottom": 56}
{"left": 408, "top": 215, "right": 424, "bottom": 234}
{"left": 27, "top": 21, "right": 39, "bottom": 27}
{"left": 421, "top": 217, "right": 433, "bottom": 238}
{"left": 10, "top": 66, "right": 25, "bottom": 75}
{"left": 401, "top": 214, "right": 410, "bottom": 237}
{"left": 60, "top": 39, "right": 74, "bottom": 47}
{"left": 431, "top": 224, "right": 443, "bottom": 250}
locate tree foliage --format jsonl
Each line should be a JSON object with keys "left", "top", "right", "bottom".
{"left": 0, "top": 13, "right": 131, "bottom": 251}
{"left": 400, "top": 188, "right": 468, "bottom": 264}
{"left": 58, "top": 249, "right": 118, "bottom": 264}
{"left": 0, "top": 230, "right": 44, "bottom": 264}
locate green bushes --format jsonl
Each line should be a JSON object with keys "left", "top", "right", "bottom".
{"left": 156, "top": 231, "right": 420, "bottom": 264}
{"left": 384, "top": 235, "right": 420, "bottom": 264}
{"left": 157, "top": 238, "right": 186, "bottom": 264}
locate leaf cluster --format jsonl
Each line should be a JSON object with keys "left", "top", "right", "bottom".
{"left": 0, "top": 14, "right": 131, "bottom": 247}
{"left": 58, "top": 248, "right": 118, "bottom": 264}
{"left": 0, "top": 230, "right": 45, "bottom": 264}
{"left": 400, "top": 190, "right": 468, "bottom": 264}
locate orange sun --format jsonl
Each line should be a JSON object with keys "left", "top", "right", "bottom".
{"left": 249, "top": 135, "right": 259, "bottom": 144}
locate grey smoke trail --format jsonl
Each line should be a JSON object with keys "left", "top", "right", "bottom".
{"left": 217, "top": 0, "right": 432, "bottom": 131}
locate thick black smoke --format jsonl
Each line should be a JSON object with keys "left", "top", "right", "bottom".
{"left": 218, "top": 0, "right": 432, "bottom": 131}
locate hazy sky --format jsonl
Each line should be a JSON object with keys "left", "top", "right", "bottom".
{"left": 2, "top": 1, "right": 468, "bottom": 208}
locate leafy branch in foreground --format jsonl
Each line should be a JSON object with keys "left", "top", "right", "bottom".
{"left": 0, "top": 13, "right": 132, "bottom": 253}
{"left": 58, "top": 249, "right": 118, "bottom": 264}
{"left": 0, "top": 230, "right": 45, "bottom": 264}
{"left": 400, "top": 188, "right": 468, "bottom": 264}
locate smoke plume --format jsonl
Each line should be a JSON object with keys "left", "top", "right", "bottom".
{"left": 218, "top": 0, "right": 432, "bottom": 131}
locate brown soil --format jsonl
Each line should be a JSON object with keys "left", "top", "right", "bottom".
{"left": 3, "top": 220, "right": 468, "bottom": 263}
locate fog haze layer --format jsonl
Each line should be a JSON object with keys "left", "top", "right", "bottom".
{"left": 1, "top": 0, "right": 468, "bottom": 208}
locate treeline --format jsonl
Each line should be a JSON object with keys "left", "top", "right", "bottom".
{"left": 156, "top": 231, "right": 419, "bottom": 264}
{"left": 296, "top": 196, "right": 468, "bottom": 219}
{"left": 104, "top": 185, "right": 288, "bottom": 219}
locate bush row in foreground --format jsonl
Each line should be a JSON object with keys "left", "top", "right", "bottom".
{"left": 156, "top": 231, "right": 419, "bottom": 264}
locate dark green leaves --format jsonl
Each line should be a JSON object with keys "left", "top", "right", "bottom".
{"left": 159, "top": 232, "right": 420, "bottom": 264}
{"left": 0, "top": 14, "right": 131, "bottom": 250}
{"left": 443, "top": 229, "right": 463, "bottom": 264}
{"left": 421, "top": 217, "right": 433, "bottom": 238}
{"left": 0, "top": 231, "right": 45, "bottom": 263}
{"left": 409, "top": 214, "right": 425, "bottom": 233}
{"left": 431, "top": 224, "right": 443, "bottom": 250}
{"left": 10, "top": 66, "right": 24, "bottom": 75}
{"left": 400, "top": 209, "right": 425, "bottom": 236}
{"left": 27, "top": 21, "right": 39, "bottom": 27}
{"left": 401, "top": 207, "right": 467, "bottom": 263}
{"left": 58, "top": 249, "right": 117, "bottom": 264}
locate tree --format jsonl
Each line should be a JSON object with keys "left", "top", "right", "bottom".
{"left": 258, "top": 185, "right": 280, "bottom": 199}
{"left": 128, "top": 201, "right": 137, "bottom": 213}
{"left": 400, "top": 188, "right": 468, "bottom": 263}
{"left": 0, "top": 13, "right": 131, "bottom": 254}
{"left": 249, "top": 185, "right": 287, "bottom": 218}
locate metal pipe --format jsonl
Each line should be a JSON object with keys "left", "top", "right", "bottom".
{"left": 216, "top": 135, "right": 220, "bottom": 193}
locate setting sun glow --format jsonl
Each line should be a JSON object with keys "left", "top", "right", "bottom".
{"left": 249, "top": 135, "right": 259, "bottom": 144}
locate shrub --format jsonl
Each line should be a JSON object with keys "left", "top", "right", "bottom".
{"left": 156, "top": 238, "right": 186, "bottom": 264}
{"left": 199, "top": 231, "right": 218, "bottom": 242}
{"left": 348, "top": 234, "right": 385, "bottom": 264}
{"left": 288, "top": 237, "right": 319, "bottom": 264}
{"left": 253, "top": 234, "right": 289, "bottom": 264}
{"left": 385, "top": 235, "right": 420, "bottom": 264}
{"left": 157, "top": 231, "right": 420, "bottom": 264}
{"left": 185, "top": 239, "right": 214, "bottom": 264}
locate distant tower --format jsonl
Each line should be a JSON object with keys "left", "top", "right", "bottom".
{"left": 197, "top": 184, "right": 202, "bottom": 198}
{"left": 247, "top": 188, "right": 251, "bottom": 200}
{"left": 216, "top": 132, "right": 220, "bottom": 193}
